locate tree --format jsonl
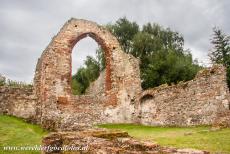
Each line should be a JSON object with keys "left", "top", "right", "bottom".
{"left": 108, "top": 17, "right": 201, "bottom": 89}
{"left": 209, "top": 27, "right": 230, "bottom": 87}
{"left": 209, "top": 27, "right": 230, "bottom": 66}
{"left": 107, "top": 17, "right": 139, "bottom": 53}
{"left": 141, "top": 49, "right": 200, "bottom": 89}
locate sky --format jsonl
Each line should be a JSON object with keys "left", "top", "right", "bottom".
{"left": 0, "top": 0, "right": 229, "bottom": 83}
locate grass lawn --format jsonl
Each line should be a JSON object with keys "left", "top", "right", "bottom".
{"left": 1, "top": 115, "right": 230, "bottom": 154}
{"left": 0, "top": 115, "right": 48, "bottom": 154}
{"left": 99, "top": 123, "right": 230, "bottom": 154}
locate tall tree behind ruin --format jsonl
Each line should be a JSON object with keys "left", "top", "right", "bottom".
{"left": 107, "top": 18, "right": 201, "bottom": 89}
{"left": 209, "top": 27, "right": 230, "bottom": 87}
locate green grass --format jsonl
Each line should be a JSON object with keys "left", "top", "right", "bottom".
{"left": 1, "top": 115, "right": 230, "bottom": 153}
{"left": 98, "top": 123, "right": 230, "bottom": 153}
{"left": 0, "top": 115, "right": 48, "bottom": 154}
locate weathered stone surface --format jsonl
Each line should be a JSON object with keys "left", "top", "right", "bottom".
{"left": 33, "top": 18, "right": 141, "bottom": 129}
{"left": 42, "top": 129, "right": 209, "bottom": 154}
{"left": 213, "top": 110, "right": 230, "bottom": 128}
{"left": 85, "top": 70, "right": 106, "bottom": 97}
{"left": 137, "top": 65, "right": 230, "bottom": 126}
{"left": 0, "top": 86, "right": 39, "bottom": 122}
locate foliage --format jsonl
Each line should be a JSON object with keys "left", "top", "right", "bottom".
{"left": 6, "top": 79, "right": 33, "bottom": 88}
{"left": 141, "top": 49, "right": 200, "bottom": 88}
{"left": 209, "top": 27, "right": 230, "bottom": 88}
{"left": 107, "top": 17, "right": 201, "bottom": 89}
{"left": 0, "top": 115, "right": 48, "bottom": 154}
{"left": 106, "top": 17, "right": 139, "bottom": 53}
{"left": 0, "top": 75, "right": 32, "bottom": 88}
{"left": 99, "top": 124, "right": 230, "bottom": 153}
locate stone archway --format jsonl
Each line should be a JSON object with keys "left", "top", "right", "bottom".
{"left": 34, "top": 19, "right": 118, "bottom": 102}
{"left": 34, "top": 18, "right": 141, "bottom": 129}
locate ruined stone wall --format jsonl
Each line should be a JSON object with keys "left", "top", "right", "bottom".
{"left": 138, "top": 65, "right": 230, "bottom": 126}
{"left": 0, "top": 86, "right": 39, "bottom": 122}
{"left": 0, "top": 65, "right": 230, "bottom": 129}
{"left": 34, "top": 18, "right": 142, "bottom": 129}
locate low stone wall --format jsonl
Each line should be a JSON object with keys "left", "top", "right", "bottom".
{"left": 41, "top": 95, "right": 105, "bottom": 131}
{"left": 0, "top": 86, "right": 39, "bottom": 123}
{"left": 138, "top": 65, "right": 230, "bottom": 126}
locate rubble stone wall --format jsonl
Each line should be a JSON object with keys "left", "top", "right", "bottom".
{"left": 33, "top": 18, "right": 141, "bottom": 129}
{"left": 138, "top": 65, "right": 230, "bottom": 126}
{"left": 0, "top": 65, "right": 229, "bottom": 129}
{"left": 0, "top": 86, "right": 39, "bottom": 122}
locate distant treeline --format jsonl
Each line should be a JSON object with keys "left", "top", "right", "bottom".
{"left": 0, "top": 75, "right": 32, "bottom": 88}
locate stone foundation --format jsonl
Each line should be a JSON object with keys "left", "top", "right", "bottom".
{"left": 42, "top": 129, "right": 209, "bottom": 154}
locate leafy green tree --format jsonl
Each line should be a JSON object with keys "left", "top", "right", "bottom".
{"left": 108, "top": 17, "right": 200, "bottom": 89}
{"left": 107, "top": 17, "right": 139, "bottom": 53}
{"left": 142, "top": 23, "right": 184, "bottom": 52}
{"left": 209, "top": 27, "right": 230, "bottom": 87}
{"left": 141, "top": 49, "right": 200, "bottom": 89}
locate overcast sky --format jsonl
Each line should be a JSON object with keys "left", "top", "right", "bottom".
{"left": 0, "top": 0, "right": 229, "bottom": 83}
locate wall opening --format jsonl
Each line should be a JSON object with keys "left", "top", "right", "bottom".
{"left": 71, "top": 36, "right": 105, "bottom": 95}
{"left": 140, "top": 94, "right": 154, "bottom": 103}
{"left": 140, "top": 94, "right": 156, "bottom": 125}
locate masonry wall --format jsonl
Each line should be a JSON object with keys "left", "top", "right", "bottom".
{"left": 0, "top": 65, "right": 230, "bottom": 129}
{"left": 0, "top": 86, "right": 39, "bottom": 122}
{"left": 33, "top": 19, "right": 142, "bottom": 129}
{"left": 138, "top": 65, "right": 230, "bottom": 126}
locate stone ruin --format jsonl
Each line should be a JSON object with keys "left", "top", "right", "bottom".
{"left": 33, "top": 18, "right": 142, "bottom": 130}
{"left": 0, "top": 18, "right": 230, "bottom": 153}
{"left": 42, "top": 129, "right": 209, "bottom": 154}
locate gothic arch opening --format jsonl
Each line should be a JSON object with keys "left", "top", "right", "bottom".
{"left": 70, "top": 32, "right": 111, "bottom": 94}
{"left": 34, "top": 19, "right": 117, "bottom": 103}
{"left": 71, "top": 36, "right": 104, "bottom": 95}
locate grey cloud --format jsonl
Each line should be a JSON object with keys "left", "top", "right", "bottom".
{"left": 0, "top": 0, "right": 229, "bottom": 82}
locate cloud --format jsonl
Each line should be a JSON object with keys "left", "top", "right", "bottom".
{"left": 0, "top": 0, "right": 229, "bottom": 82}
